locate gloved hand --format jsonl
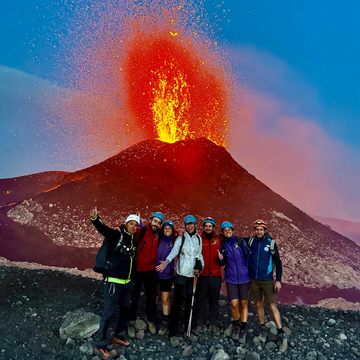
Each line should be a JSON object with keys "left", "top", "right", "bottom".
{"left": 194, "top": 258, "right": 202, "bottom": 272}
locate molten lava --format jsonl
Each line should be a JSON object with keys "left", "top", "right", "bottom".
{"left": 123, "top": 34, "right": 229, "bottom": 146}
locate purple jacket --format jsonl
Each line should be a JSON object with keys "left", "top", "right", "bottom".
{"left": 157, "top": 235, "right": 175, "bottom": 280}
{"left": 220, "top": 236, "right": 250, "bottom": 284}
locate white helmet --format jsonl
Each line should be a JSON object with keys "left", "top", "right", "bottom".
{"left": 125, "top": 214, "right": 140, "bottom": 225}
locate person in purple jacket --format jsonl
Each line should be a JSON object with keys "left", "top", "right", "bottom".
{"left": 156, "top": 219, "right": 176, "bottom": 335}
{"left": 218, "top": 221, "right": 250, "bottom": 344}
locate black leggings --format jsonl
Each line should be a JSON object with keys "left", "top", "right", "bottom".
{"left": 130, "top": 270, "right": 158, "bottom": 322}
{"left": 195, "top": 275, "right": 222, "bottom": 325}
{"left": 169, "top": 275, "right": 195, "bottom": 337}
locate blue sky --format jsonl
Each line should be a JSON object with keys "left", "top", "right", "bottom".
{"left": 1, "top": 0, "right": 359, "bottom": 220}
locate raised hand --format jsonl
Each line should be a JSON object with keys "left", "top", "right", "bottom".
{"left": 90, "top": 206, "right": 98, "bottom": 220}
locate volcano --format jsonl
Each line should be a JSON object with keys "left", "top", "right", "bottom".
{"left": 1, "top": 138, "right": 359, "bottom": 305}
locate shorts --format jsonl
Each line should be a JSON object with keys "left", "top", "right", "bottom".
{"left": 158, "top": 278, "right": 174, "bottom": 292}
{"left": 250, "top": 279, "right": 277, "bottom": 304}
{"left": 226, "top": 282, "right": 250, "bottom": 301}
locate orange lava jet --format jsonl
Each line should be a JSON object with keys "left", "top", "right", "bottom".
{"left": 123, "top": 33, "right": 229, "bottom": 146}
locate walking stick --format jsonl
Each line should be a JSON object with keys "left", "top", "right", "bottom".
{"left": 186, "top": 274, "right": 199, "bottom": 337}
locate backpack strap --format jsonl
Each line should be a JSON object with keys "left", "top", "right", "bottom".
{"left": 178, "top": 234, "right": 186, "bottom": 257}
{"left": 270, "top": 239, "right": 276, "bottom": 255}
{"left": 113, "top": 232, "right": 124, "bottom": 252}
{"left": 248, "top": 236, "right": 254, "bottom": 248}
{"left": 196, "top": 234, "right": 201, "bottom": 246}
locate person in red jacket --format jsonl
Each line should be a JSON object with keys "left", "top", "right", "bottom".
{"left": 193, "top": 217, "right": 222, "bottom": 334}
{"left": 129, "top": 211, "right": 164, "bottom": 335}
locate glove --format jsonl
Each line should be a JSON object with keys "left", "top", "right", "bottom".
{"left": 194, "top": 258, "right": 202, "bottom": 272}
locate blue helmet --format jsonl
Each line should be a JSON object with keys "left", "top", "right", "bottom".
{"left": 184, "top": 215, "right": 197, "bottom": 225}
{"left": 151, "top": 212, "right": 164, "bottom": 223}
{"left": 162, "top": 219, "right": 175, "bottom": 229}
{"left": 203, "top": 217, "right": 216, "bottom": 227}
{"left": 221, "top": 221, "right": 234, "bottom": 231}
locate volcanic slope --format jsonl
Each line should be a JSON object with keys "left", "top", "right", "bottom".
{"left": 1, "top": 138, "right": 360, "bottom": 304}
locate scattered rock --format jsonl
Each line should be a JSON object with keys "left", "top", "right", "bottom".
{"left": 182, "top": 345, "right": 192, "bottom": 357}
{"left": 79, "top": 342, "right": 93, "bottom": 355}
{"left": 245, "top": 351, "right": 260, "bottom": 360}
{"left": 65, "top": 338, "right": 75, "bottom": 346}
{"left": 212, "top": 348, "right": 230, "bottom": 360}
{"left": 338, "top": 333, "right": 347, "bottom": 341}
{"left": 327, "top": 319, "right": 336, "bottom": 326}
{"left": 170, "top": 336, "right": 181, "bottom": 347}
{"left": 306, "top": 350, "right": 318, "bottom": 360}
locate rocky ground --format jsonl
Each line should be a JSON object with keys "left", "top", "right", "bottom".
{"left": 1, "top": 265, "right": 359, "bottom": 360}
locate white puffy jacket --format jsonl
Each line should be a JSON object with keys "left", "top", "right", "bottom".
{"left": 166, "top": 232, "right": 204, "bottom": 278}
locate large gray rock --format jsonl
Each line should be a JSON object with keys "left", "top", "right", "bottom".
{"left": 59, "top": 309, "right": 100, "bottom": 340}
{"left": 212, "top": 349, "right": 230, "bottom": 360}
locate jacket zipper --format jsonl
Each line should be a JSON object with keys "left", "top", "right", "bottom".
{"left": 208, "top": 239, "right": 211, "bottom": 275}
{"left": 256, "top": 239, "right": 260, "bottom": 279}
{"left": 230, "top": 240, "right": 240, "bottom": 283}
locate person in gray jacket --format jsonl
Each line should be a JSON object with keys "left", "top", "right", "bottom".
{"left": 156, "top": 215, "right": 204, "bottom": 338}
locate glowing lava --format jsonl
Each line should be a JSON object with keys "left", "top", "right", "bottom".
{"left": 124, "top": 34, "right": 228, "bottom": 146}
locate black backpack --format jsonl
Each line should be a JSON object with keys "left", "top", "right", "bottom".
{"left": 93, "top": 232, "right": 124, "bottom": 275}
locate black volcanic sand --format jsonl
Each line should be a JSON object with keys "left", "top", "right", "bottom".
{"left": 1, "top": 266, "right": 360, "bottom": 360}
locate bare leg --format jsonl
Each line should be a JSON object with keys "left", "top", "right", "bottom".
{"left": 161, "top": 291, "right": 171, "bottom": 316}
{"left": 269, "top": 302, "right": 282, "bottom": 329}
{"left": 230, "top": 299, "right": 240, "bottom": 320}
{"left": 240, "top": 299, "right": 248, "bottom": 323}
{"left": 255, "top": 299, "right": 266, "bottom": 324}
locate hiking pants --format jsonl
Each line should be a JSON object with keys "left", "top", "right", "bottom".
{"left": 169, "top": 275, "right": 194, "bottom": 337}
{"left": 130, "top": 270, "right": 158, "bottom": 323}
{"left": 98, "top": 281, "right": 134, "bottom": 342}
{"left": 195, "top": 275, "right": 222, "bottom": 326}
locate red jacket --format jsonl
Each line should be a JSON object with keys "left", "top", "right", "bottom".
{"left": 135, "top": 225, "right": 159, "bottom": 272}
{"left": 201, "top": 231, "right": 222, "bottom": 277}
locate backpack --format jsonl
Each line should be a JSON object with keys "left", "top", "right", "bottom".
{"left": 93, "top": 232, "right": 124, "bottom": 275}
{"left": 248, "top": 236, "right": 276, "bottom": 255}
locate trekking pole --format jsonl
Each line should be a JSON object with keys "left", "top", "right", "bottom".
{"left": 186, "top": 274, "right": 199, "bottom": 337}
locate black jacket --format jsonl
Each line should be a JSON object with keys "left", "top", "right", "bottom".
{"left": 92, "top": 216, "right": 136, "bottom": 280}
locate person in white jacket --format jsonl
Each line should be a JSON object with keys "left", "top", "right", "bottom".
{"left": 156, "top": 214, "right": 204, "bottom": 338}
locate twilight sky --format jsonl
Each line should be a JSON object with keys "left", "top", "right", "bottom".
{"left": 1, "top": 0, "right": 359, "bottom": 221}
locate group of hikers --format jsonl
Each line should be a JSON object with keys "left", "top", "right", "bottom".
{"left": 89, "top": 208, "right": 288, "bottom": 359}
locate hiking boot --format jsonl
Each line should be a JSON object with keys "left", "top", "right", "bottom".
{"left": 158, "top": 315, "right": 169, "bottom": 336}
{"left": 259, "top": 324, "right": 268, "bottom": 344}
{"left": 278, "top": 332, "right": 288, "bottom": 353}
{"left": 239, "top": 329, "right": 247, "bottom": 344}
{"left": 147, "top": 321, "right": 157, "bottom": 334}
{"left": 158, "top": 322, "right": 169, "bottom": 336}
{"left": 231, "top": 322, "right": 240, "bottom": 340}
{"left": 93, "top": 345, "right": 117, "bottom": 360}
{"left": 112, "top": 332, "right": 131, "bottom": 347}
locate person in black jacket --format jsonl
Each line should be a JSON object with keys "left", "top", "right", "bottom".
{"left": 90, "top": 207, "right": 139, "bottom": 359}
